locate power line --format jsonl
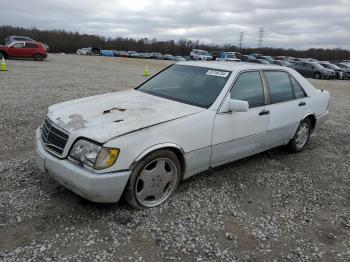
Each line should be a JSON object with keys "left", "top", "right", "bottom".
{"left": 238, "top": 32, "right": 244, "bottom": 49}
{"left": 258, "top": 27, "right": 264, "bottom": 48}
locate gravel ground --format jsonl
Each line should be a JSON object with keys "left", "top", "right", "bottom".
{"left": 0, "top": 54, "right": 349, "bottom": 261}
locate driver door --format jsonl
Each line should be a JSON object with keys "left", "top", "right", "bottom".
{"left": 7, "top": 42, "right": 25, "bottom": 57}
{"left": 211, "top": 71, "right": 270, "bottom": 167}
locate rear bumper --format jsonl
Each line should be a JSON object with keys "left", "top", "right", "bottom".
{"left": 314, "top": 111, "right": 329, "bottom": 130}
{"left": 35, "top": 128, "right": 130, "bottom": 203}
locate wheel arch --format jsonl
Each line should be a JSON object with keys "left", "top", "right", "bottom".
{"left": 32, "top": 52, "right": 43, "bottom": 58}
{"left": 130, "top": 143, "right": 186, "bottom": 178}
{"left": 301, "top": 113, "right": 316, "bottom": 130}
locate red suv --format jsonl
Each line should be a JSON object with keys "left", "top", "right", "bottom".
{"left": 0, "top": 41, "right": 48, "bottom": 61}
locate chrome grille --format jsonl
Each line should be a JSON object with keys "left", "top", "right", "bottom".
{"left": 41, "top": 117, "right": 69, "bottom": 156}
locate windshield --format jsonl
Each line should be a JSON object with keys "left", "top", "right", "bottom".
{"left": 311, "top": 63, "right": 324, "bottom": 69}
{"left": 137, "top": 65, "right": 231, "bottom": 108}
{"left": 259, "top": 59, "right": 270, "bottom": 64}
{"left": 263, "top": 56, "right": 274, "bottom": 62}
{"left": 338, "top": 63, "right": 350, "bottom": 69}
{"left": 227, "top": 54, "right": 236, "bottom": 59}
{"left": 324, "top": 63, "right": 340, "bottom": 70}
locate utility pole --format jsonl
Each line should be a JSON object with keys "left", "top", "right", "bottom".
{"left": 258, "top": 27, "right": 264, "bottom": 48}
{"left": 238, "top": 32, "right": 244, "bottom": 49}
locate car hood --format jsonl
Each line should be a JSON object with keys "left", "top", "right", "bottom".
{"left": 47, "top": 90, "right": 204, "bottom": 143}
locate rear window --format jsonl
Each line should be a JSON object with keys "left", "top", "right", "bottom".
{"left": 137, "top": 65, "right": 231, "bottom": 108}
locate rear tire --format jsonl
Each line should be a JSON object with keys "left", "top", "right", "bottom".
{"left": 124, "top": 149, "right": 181, "bottom": 209}
{"left": 34, "top": 54, "right": 44, "bottom": 61}
{"left": 288, "top": 118, "right": 311, "bottom": 153}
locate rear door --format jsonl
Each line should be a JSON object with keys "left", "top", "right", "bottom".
{"left": 263, "top": 70, "right": 309, "bottom": 148}
{"left": 23, "top": 42, "right": 38, "bottom": 58}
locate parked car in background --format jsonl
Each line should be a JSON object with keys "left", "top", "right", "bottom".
{"left": 139, "top": 53, "right": 151, "bottom": 59}
{"left": 128, "top": 51, "right": 138, "bottom": 57}
{"left": 274, "top": 56, "right": 295, "bottom": 63}
{"left": 163, "top": 54, "right": 175, "bottom": 60}
{"left": 273, "top": 60, "right": 292, "bottom": 67}
{"left": 89, "top": 47, "right": 101, "bottom": 55}
{"left": 130, "top": 52, "right": 141, "bottom": 58}
{"left": 246, "top": 58, "right": 270, "bottom": 64}
{"left": 76, "top": 48, "right": 92, "bottom": 55}
{"left": 100, "top": 50, "right": 115, "bottom": 57}
{"left": 241, "top": 55, "right": 256, "bottom": 61}
{"left": 250, "top": 53, "right": 263, "bottom": 58}
{"left": 260, "top": 56, "right": 275, "bottom": 64}
{"left": 290, "top": 62, "right": 336, "bottom": 79}
{"left": 217, "top": 52, "right": 240, "bottom": 62}
{"left": 210, "top": 50, "right": 223, "bottom": 61}
{"left": 333, "top": 62, "right": 350, "bottom": 73}
{"left": 150, "top": 52, "right": 163, "bottom": 60}
{"left": 0, "top": 41, "right": 47, "bottom": 61}
{"left": 35, "top": 61, "right": 330, "bottom": 208}
{"left": 117, "top": 51, "right": 129, "bottom": 57}
{"left": 319, "top": 62, "right": 348, "bottom": 79}
{"left": 174, "top": 56, "right": 186, "bottom": 61}
{"left": 190, "top": 49, "right": 213, "bottom": 60}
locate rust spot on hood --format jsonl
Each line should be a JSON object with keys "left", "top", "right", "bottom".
{"left": 103, "top": 107, "right": 127, "bottom": 114}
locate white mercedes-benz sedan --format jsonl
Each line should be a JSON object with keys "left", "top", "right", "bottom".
{"left": 36, "top": 61, "right": 330, "bottom": 208}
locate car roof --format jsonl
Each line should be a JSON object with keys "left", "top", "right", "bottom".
{"left": 176, "top": 61, "right": 279, "bottom": 71}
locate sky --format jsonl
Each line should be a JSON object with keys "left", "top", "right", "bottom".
{"left": 1, "top": 0, "right": 350, "bottom": 50}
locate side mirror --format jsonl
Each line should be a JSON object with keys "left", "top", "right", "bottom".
{"left": 229, "top": 99, "right": 249, "bottom": 112}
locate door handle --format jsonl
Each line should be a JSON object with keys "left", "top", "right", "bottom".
{"left": 298, "top": 101, "right": 306, "bottom": 106}
{"left": 259, "top": 109, "right": 270, "bottom": 116}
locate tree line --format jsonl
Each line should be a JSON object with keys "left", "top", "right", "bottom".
{"left": 1, "top": 25, "right": 349, "bottom": 61}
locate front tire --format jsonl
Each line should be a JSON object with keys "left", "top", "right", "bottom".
{"left": 124, "top": 150, "right": 181, "bottom": 208}
{"left": 34, "top": 54, "right": 44, "bottom": 61}
{"left": 314, "top": 72, "right": 321, "bottom": 79}
{"left": 288, "top": 118, "right": 311, "bottom": 152}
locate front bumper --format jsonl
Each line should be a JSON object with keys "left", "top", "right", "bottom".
{"left": 314, "top": 111, "right": 329, "bottom": 130}
{"left": 35, "top": 128, "right": 130, "bottom": 203}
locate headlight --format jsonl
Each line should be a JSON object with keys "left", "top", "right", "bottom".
{"left": 69, "top": 139, "right": 119, "bottom": 170}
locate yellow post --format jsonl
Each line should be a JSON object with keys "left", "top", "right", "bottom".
{"left": 1, "top": 57, "right": 8, "bottom": 71}
{"left": 143, "top": 65, "right": 150, "bottom": 76}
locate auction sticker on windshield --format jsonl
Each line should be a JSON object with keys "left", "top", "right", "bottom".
{"left": 206, "top": 70, "right": 230, "bottom": 78}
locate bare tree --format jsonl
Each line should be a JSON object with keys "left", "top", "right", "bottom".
{"left": 1, "top": 25, "right": 349, "bottom": 60}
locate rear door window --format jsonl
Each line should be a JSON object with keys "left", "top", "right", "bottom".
{"left": 265, "top": 71, "right": 294, "bottom": 103}
{"left": 230, "top": 71, "right": 265, "bottom": 108}
{"left": 25, "top": 43, "right": 38, "bottom": 48}
{"left": 290, "top": 77, "right": 306, "bottom": 98}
